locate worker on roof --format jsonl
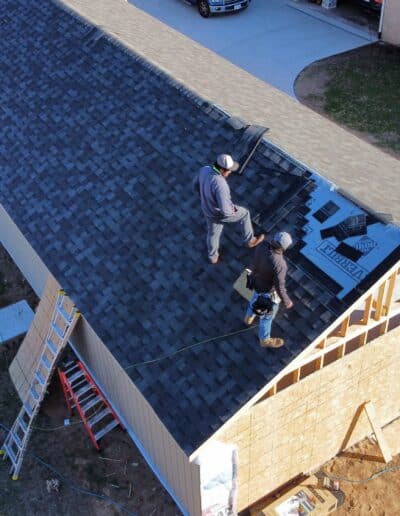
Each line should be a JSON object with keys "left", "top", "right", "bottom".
{"left": 195, "top": 154, "right": 264, "bottom": 264}
{"left": 245, "top": 231, "right": 294, "bottom": 348}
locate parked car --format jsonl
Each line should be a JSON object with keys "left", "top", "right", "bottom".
{"left": 186, "top": 0, "right": 251, "bottom": 18}
{"left": 354, "top": 0, "right": 382, "bottom": 12}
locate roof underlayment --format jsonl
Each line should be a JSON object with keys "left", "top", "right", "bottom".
{"left": 1, "top": 0, "right": 400, "bottom": 454}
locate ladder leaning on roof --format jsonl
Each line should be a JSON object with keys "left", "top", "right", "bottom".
{"left": 0, "top": 290, "right": 80, "bottom": 480}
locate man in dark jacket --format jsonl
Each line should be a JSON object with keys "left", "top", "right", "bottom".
{"left": 195, "top": 154, "right": 264, "bottom": 264}
{"left": 244, "top": 231, "right": 294, "bottom": 348}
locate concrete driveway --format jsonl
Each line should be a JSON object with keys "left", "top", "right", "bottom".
{"left": 127, "top": 0, "right": 375, "bottom": 97}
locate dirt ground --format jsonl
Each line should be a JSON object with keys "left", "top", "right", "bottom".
{"left": 0, "top": 245, "right": 178, "bottom": 516}
{"left": 295, "top": 43, "right": 400, "bottom": 159}
{"left": 322, "top": 434, "right": 400, "bottom": 515}
{"left": 1, "top": 247, "right": 400, "bottom": 516}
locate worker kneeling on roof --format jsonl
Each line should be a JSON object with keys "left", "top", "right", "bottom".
{"left": 194, "top": 154, "right": 264, "bottom": 264}
{"left": 245, "top": 232, "right": 294, "bottom": 348}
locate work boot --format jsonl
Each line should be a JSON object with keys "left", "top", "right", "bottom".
{"left": 209, "top": 255, "right": 219, "bottom": 265}
{"left": 247, "top": 234, "right": 265, "bottom": 248}
{"left": 260, "top": 337, "right": 285, "bottom": 348}
{"left": 244, "top": 314, "right": 255, "bottom": 325}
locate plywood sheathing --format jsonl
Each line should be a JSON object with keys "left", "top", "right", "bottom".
{"left": 217, "top": 327, "right": 400, "bottom": 512}
{"left": 9, "top": 275, "right": 62, "bottom": 401}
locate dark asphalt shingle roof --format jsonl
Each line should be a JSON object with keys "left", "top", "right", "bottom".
{"left": 1, "top": 0, "right": 400, "bottom": 454}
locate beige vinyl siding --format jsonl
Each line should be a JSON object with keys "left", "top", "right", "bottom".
{"left": 217, "top": 327, "right": 400, "bottom": 511}
{"left": 71, "top": 319, "right": 202, "bottom": 515}
{"left": 0, "top": 205, "right": 201, "bottom": 514}
{"left": 0, "top": 204, "right": 48, "bottom": 297}
{"left": 382, "top": 0, "right": 400, "bottom": 45}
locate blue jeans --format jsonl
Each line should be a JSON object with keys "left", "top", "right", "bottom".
{"left": 206, "top": 206, "right": 254, "bottom": 259}
{"left": 246, "top": 292, "right": 279, "bottom": 341}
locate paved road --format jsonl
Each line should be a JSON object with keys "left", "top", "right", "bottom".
{"left": 128, "top": 0, "right": 373, "bottom": 97}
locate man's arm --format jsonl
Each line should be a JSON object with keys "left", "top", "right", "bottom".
{"left": 273, "top": 260, "right": 293, "bottom": 308}
{"left": 214, "top": 179, "right": 235, "bottom": 217}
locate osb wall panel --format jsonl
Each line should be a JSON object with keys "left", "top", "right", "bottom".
{"left": 9, "top": 275, "right": 61, "bottom": 401}
{"left": 218, "top": 327, "right": 400, "bottom": 512}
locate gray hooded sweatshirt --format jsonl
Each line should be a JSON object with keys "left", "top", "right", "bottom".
{"left": 195, "top": 165, "right": 235, "bottom": 219}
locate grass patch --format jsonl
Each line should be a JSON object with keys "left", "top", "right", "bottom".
{"left": 323, "top": 44, "right": 400, "bottom": 153}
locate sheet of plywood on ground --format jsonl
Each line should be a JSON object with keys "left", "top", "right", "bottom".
{"left": 217, "top": 327, "right": 400, "bottom": 512}
{"left": 9, "top": 274, "right": 61, "bottom": 401}
{"left": 364, "top": 401, "right": 392, "bottom": 463}
{"left": 71, "top": 319, "right": 202, "bottom": 515}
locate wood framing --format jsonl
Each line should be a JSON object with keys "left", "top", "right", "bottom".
{"left": 191, "top": 259, "right": 400, "bottom": 461}
{"left": 256, "top": 262, "right": 400, "bottom": 402}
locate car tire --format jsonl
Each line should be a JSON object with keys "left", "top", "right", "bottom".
{"left": 197, "top": 0, "right": 210, "bottom": 17}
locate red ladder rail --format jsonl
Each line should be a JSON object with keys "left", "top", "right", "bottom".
{"left": 58, "top": 360, "right": 123, "bottom": 450}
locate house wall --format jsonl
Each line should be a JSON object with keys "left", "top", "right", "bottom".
{"left": 382, "top": 0, "right": 400, "bottom": 45}
{"left": 0, "top": 205, "right": 48, "bottom": 297}
{"left": 70, "top": 318, "right": 202, "bottom": 516}
{"left": 217, "top": 326, "right": 400, "bottom": 512}
{"left": 0, "top": 205, "right": 201, "bottom": 515}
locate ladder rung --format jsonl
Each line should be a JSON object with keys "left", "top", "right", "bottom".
{"left": 68, "top": 370, "right": 85, "bottom": 383}
{"left": 47, "top": 338, "right": 58, "bottom": 355}
{"left": 57, "top": 304, "right": 73, "bottom": 324}
{"left": 23, "top": 402, "right": 34, "bottom": 418}
{"left": 51, "top": 322, "right": 65, "bottom": 340}
{"left": 35, "top": 371, "right": 46, "bottom": 387}
{"left": 94, "top": 419, "right": 119, "bottom": 442}
{"left": 79, "top": 392, "right": 96, "bottom": 406}
{"left": 29, "top": 386, "right": 41, "bottom": 402}
{"left": 75, "top": 383, "right": 93, "bottom": 399}
{"left": 82, "top": 395, "right": 101, "bottom": 413}
{"left": 2, "top": 443, "right": 17, "bottom": 467}
{"left": 64, "top": 362, "right": 79, "bottom": 375}
{"left": 88, "top": 407, "right": 110, "bottom": 428}
{"left": 17, "top": 417, "right": 28, "bottom": 433}
{"left": 40, "top": 354, "right": 51, "bottom": 370}
{"left": 11, "top": 432, "right": 23, "bottom": 449}
{"left": 71, "top": 377, "right": 86, "bottom": 390}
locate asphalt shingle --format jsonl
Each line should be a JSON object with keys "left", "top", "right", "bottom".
{"left": 1, "top": 0, "right": 399, "bottom": 454}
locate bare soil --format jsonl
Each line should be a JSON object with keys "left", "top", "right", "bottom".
{"left": 0, "top": 244, "right": 178, "bottom": 516}
{"left": 323, "top": 433, "right": 400, "bottom": 515}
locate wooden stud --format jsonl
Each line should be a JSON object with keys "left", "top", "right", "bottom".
{"left": 382, "top": 273, "right": 396, "bottom": 317}
{"left": 358, "top": 331, "right": 367, "bottom": 346}
{"left": 292, "top": 368, "right": 300, "bottom": 383}
{"left": 360, "top": 295, "right": 373, "bottom": 325}
{"left": 336, "top": 343, "right": 346, "bottom": 359}
{"left": 316, "top": 338, "right": 327, "bottom": 350}
{"left": 336, "top": 316, "right": 350, "bottom": 337}
{"left": 373, "top": 283, "right": 386, "bottom": 321}
{"left": 379, "top": 319, "right": 389, "bottom": 336}
{"left": 316, "top": 356, "right": 324, "bottom": 370}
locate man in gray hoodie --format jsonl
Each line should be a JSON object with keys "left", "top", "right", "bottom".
{"left": 244, "top": 231, "right": 294, "bottom": 348}
{"left": 195, "top": 154, "right": 264, "bottom": 264}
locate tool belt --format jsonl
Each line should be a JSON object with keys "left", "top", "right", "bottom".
{"left": 252, "top": 293, "right": 274, "bottom": 316}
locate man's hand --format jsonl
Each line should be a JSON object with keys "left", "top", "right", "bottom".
{"left": 286, "top": 301, "right": 294, "bottom": 309}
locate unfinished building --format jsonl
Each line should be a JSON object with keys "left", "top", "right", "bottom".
{"left": 1, "top": 0, "right": 400, "bottom": 514}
